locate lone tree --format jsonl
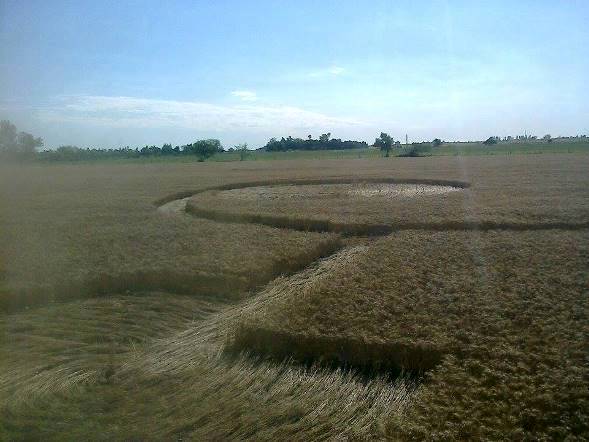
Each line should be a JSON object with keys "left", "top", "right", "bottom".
{"left": 17, "top": 132, "right": 44, "bottom": 156}
{"left": 235, "top": 142, "right": 248, "bottom": 161}
{"left": 543, "top": 134, "right": 553, "bottom": 143}
{"left": 185, "top": 139, "right": 222, "bottom": 161}
{"left": 0, "top": 120, "right": 17, "bottom": 151}
{"left": 0, "top": 120, "right": 43, "bottom": 158}
{"left": 432, "top": 138, "right": 443, "bottom": 147}
{"left": 374, "top": 132, "right": 394, "bottom": 157}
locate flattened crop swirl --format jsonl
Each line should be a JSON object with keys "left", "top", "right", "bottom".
{"left": 156, "top": 178, "right": 589, "bottom": 234}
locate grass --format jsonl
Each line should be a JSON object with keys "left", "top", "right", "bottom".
{"left": 1, "top": 153, "right": 588, "bottom": 440}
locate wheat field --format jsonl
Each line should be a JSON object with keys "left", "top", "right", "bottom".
{"left": 0, "top": 154, "right": 588, "bottom": 440}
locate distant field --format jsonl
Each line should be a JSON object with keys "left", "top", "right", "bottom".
{"left": 1, "top": 154, "right": 588, "bottom": 440}
{"left": 243, "top": 140, "right": 589, "bottom": 161}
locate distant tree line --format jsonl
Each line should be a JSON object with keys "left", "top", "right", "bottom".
{"left": 264, "top": 133, "right": 368, "bottom": 151}
{"left": 38, "top": 145, "right": 139, "bottom": 161}
{"left": 37, "top": 139, "right": 223, "bottom": 162}
{"left": 3, "top": 118, "right": 587, "bottom": 163}
{"left": 483, "top": 134, "right": 588, "bottom": 145}
{"left": 0, "top": 120, "right": 227, "bottom": 162}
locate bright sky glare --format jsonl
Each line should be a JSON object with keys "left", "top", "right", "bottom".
{"left": 1, "top": 0, "right": 588, "bottom": 148}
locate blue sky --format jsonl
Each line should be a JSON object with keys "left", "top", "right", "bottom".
{"left": 1, "top": 0, "right": 588, "bottom": 149}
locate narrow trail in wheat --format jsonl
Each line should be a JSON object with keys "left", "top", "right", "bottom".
{"left": 119, "top": 245, "right": 371, "bottom": 378}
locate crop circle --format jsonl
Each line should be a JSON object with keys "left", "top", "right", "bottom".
{"left": 171, "top": 178, "right": 470, "bottom": 235}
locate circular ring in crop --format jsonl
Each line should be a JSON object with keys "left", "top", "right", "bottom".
{"left": 157, "top": 178, "right": 470, "bottom": 236}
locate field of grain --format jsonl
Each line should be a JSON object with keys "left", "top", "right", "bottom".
{"left": 1, "top": 154, "right": 587, "bottom": 440}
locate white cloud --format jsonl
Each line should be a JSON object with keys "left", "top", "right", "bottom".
{"left": 36, "top": 95, "right": 363, "bottom": 132}
{"left": 309, "top": 65, "right": 346, "bottom": 78}
{"left": 231, "top": 90, "right": 258, "bottom": 101}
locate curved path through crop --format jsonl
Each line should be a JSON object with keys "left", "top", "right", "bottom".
{"left": 159, "top": 178, "right": 589, "bottom": 234}
{"left": 149, "top": 177, "right": 589, "bottom": 375}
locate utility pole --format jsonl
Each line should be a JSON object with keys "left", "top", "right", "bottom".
{"left": 405, "top": 134, "right": 408, "bottom": 145}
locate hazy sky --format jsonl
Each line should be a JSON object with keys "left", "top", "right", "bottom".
{"left": 1, "top": 0, "right": 588, "bottom": 149}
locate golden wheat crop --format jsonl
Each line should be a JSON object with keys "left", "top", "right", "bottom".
{"left": 0, "top": 163, "right": 340, "bottom": 312}
{"left": 233, "top": 229, "right": 589, "bottom": 439}
{"left": 1, "top": 154, "right": 587, "bottom": 440}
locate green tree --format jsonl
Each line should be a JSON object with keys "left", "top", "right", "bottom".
{"left": 17, "top": 132, "right": 43, "bottom": 155}
{"left": 0, "top": 120, "right": 17, "bottom": 152}
{"left": 319, "top": 132, "right": 331, "bottom": 143}
{"left": 235, "top": 142, "right": 249, "bottom": 161}
{"left": 432, "top": 138, "right": 443, "bottom": 147}
{"left": 374, "top": 132, "right": 394, "bottom": 157}
{"left": 186, "top": 139, "right": 222, "bottom": 161}
{"left": 0, "top": 120, "right": 43, "bottom": 158}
